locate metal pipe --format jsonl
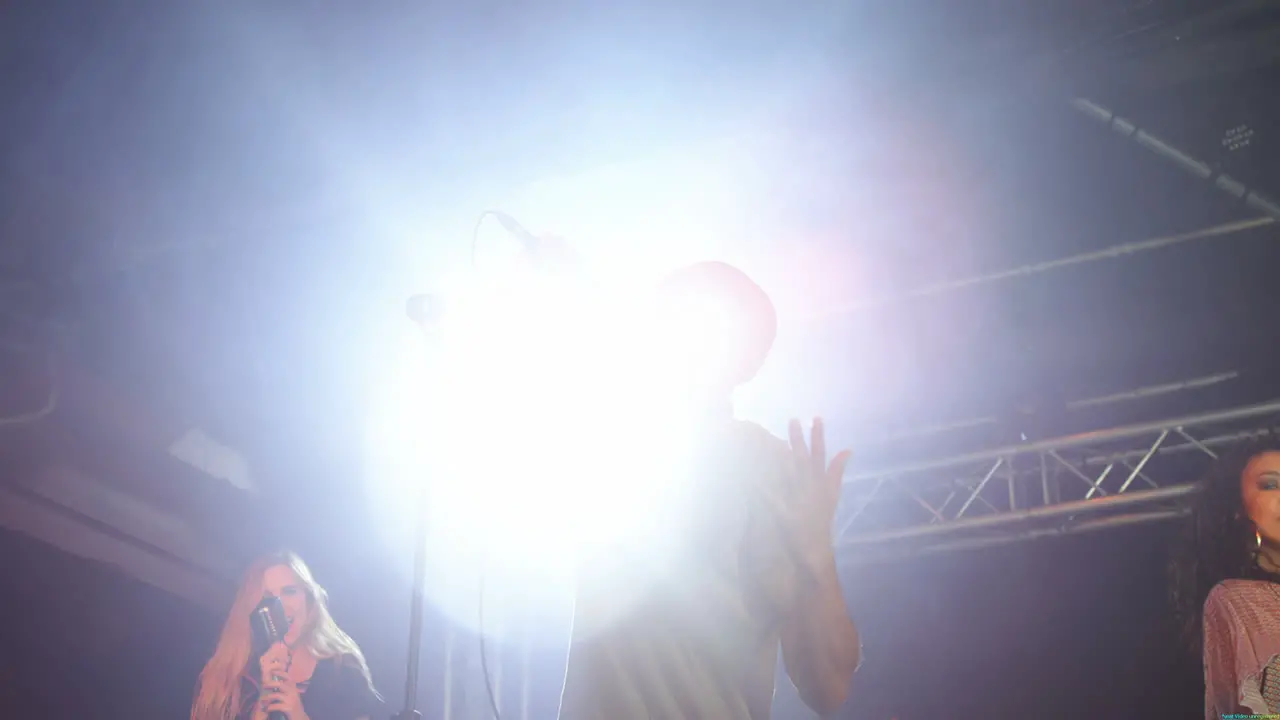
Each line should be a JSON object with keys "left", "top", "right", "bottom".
{"left": 520, "top": 622, "right": 531, "bottom": 720}
{"left": 861, "top": 370, "right": 1239, "bottom": 445}
{"left": 843, "top": 508, "right": 1189, "bottom": 566}
{"left": 1073, "top": 98, "right": 1280, "bottom": 221}
{"left": 956, "top": 459, "right": 1004, "bottom": 519}
{"left": 1116, "top": 430, "right": 1167, "bottom": 494}
{"left": 1082, "top": 428, "right": 1271, "bottom": 466}
{"left": 443, "top": 627, "right": 455, "bottom": 720}
{"left": 398, "top": 494, "right": 430, "bottom": 717}
{"left": 1040, "top": 452, "right": 1051, "bottom": 506}
{"left": 490, "top": 592, "right": 504, "bottom": 718}
{"left": 823, "top": 218, "right": 1271, "bottom": 316}
{"left": 1065, "top": 371, "right": 1239, "bottom": 410}
{"left": 838, "top": 482, "right": 1200, "bottom": 548}
{"left": 846, "top": 399, "right": 1280, "bottom": 482}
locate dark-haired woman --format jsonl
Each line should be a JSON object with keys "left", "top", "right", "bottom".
{"left": 1171, "top": 442, "right": 1280, "bottom": 717}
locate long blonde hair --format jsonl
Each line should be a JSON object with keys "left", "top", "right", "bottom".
{"left": 191, "top": 551, "right": 377, "bottom": 720}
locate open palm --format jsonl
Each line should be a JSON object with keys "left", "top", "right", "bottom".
{"left": 781, "top": 417, "right": 851, "bottom": 576}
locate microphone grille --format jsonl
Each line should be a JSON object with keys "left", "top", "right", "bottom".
{"left": 255, "top": 605, "right": 282, "bottom": 643}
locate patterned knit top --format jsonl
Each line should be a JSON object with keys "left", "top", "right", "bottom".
{"left": 1202, "top": 579, "right": 1280, "bottom": 717}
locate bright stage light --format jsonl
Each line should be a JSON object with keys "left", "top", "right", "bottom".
{"left": 428, "top": 276, "right": 697, "bottom": 537}
{"left": 365, "top": 257, "right": 747, "bottom": 632}
{"left": 364, "top": 141, "right": 786, "bottom": 634}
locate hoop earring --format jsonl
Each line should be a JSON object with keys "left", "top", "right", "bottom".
{"left": 1258, "top": 530, "right": 1263, "bottom": 549}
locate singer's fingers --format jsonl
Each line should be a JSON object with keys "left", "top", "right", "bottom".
{"left": 261, "top": 642, "right": 289, "bottom": 664}
{"left": 262, "top": 644, "right": 290, "bottom": 666}
{"left": 263, "top": 673, "right": 295, "bottom": 688}
{"left": 828, "top": 450, "right": 852, "bottom": 491}
{"left": 787, "top": 419, "right": 806, "bottom": 454}
{"left": 262, "top": 681, "right": 297, "bottom": 698}
{"left": 788, "top": 419, "right": 808, "bottom": 479}
{"left": 810, "top": 417, "right": 827, "bottom": 474}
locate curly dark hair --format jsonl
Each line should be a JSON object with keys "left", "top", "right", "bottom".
{"left": 1169, "top": 437, "right": 1280, "bottom": 657}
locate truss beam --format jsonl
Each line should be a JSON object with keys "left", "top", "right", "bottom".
{"left": 1074, "top": 98, "right": 1280, "bottom": 221}
{"left": 837, "top": 400, "right": 1280, "bottom": 562}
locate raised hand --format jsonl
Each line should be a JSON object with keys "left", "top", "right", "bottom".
{"left": 782, "top": 417, "right": 851, "bottom": 578}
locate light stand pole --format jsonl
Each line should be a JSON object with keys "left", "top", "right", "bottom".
{"left": 391, "top": 492, "right": 430, "bottom": 720}
{"left": 392, "top": 294, "right": 445, "bottom": 720}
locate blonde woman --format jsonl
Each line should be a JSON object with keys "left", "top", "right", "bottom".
{"left": 191, "top": 552, "right": 382, "bottom": 720}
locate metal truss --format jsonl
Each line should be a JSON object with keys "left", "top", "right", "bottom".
{"left": 1074, "top": 98, "right": 1280, "bottom": 222}
{"left": 836, "top": 400, "right": 1280, "bottom": 564}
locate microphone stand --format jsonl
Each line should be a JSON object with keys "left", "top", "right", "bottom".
{"left": 391, "top": 217, "right": 570, "bottom": 719}
{"left": 393, "top": 294, "right": 444, "bottom": 720}
{"left": 391, "top": 497, "right": 430, "bottom": 720}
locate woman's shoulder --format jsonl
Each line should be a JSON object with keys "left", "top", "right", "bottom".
{"left": 320, "top": 653, "right": 371, "bottom": 682}
{"left": 332, "top": 653, "right": 363, "bottom": 669}
{"left": 334, "top": 654, "right": 379, "bottom": 693}
{"left": 1205, "top": 579, "right": 1280, "bottom": 614}
{"left": 310, "top": 654, "right": 381, "bottom": 714}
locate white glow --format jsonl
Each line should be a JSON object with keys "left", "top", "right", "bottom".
{"left": 367, "top": 258, "right": 756, "bottom": 633}
{"left": 430, "top": 276, "right": 697, "bottom": 537}
{"left": 502, "top": 138, "right": 767, "bottom": 283}
{"left": 365, "top": 142, "right": 796, "bottom": 635}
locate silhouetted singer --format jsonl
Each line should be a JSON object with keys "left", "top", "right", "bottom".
{"left": 558, "top": 262, "right": 861, "bottom": 720}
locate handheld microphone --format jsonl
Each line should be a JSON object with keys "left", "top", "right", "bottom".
{"left": 250, "top": 596, "right": 290, "bottom": 720}
{"left": 490, "top": 211, "right": 541, "bottom": 252}
{"left": 405, "top": 293, "right": 444, "bottom": 329}
{"left": 492, "top": 212, "right": 585, "bottom": 277}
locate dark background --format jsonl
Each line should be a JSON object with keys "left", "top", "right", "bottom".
{"left": 4, "top": 0, "right": 1280, "bottom": 718}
